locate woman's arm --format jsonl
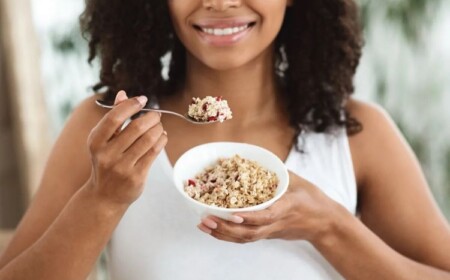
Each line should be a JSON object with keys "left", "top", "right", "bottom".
{"left": 0, "top": 92, "right": 167, "bottom": 280}
{"left": 304, "top": 99, "right": 450, "bottom": 279}
{"left": 314, "top": 206, "right": 450, "bottom": 280}
{"left": 329, "top": 99, "right": 450, "bottom": 278}
{"left": 199, "top": 99, "right": 450, "bottom": 279}
{"left": 0, "top": 183, "right": 128, "bottom": 280}
{"left": 0, "top": 96, "right": 101, "bottom": 269}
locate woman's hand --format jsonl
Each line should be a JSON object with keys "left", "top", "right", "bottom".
{"left": 198, "top": 171, "right": 346, "bottom": 244}
{"left": 86, "top": 91, "right": 168, "bottom": 207}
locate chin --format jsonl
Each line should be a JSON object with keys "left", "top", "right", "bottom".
{"left": 204, "top": 58, "right": 249, "bottom": 71}
{"left": 194, "top": 50, "right": 260, "bottom": 72}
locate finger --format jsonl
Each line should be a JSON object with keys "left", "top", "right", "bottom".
{"left": 135, "top": 130, "right": 168, "bottom": 169}
{"left": 112, "top": 91, "right": 130, "bottom": 136}
{"left": 234, "top": 209, "right": 276, "bottom": 226}
{"left": 204, "top": 217, "right": 266, "bottom": 242}
{"left": 122, "top": 123, "right": 164, "bottom": 165}
{"left": 95, "top": 95, "right": 148, "bottom": 142}
{"left": 236, "top": 200, "right": 290, "bottom": 226}
{"left": 197, "top": 223, "right": 243, "bottom": 243}
{"left": 197, "top": 224, "right": 212, "bottom": 235}
{"left": 210, "top": 229, "right": 248, "bottom": 244}
{"left": 109, "top": 112, "right": 161, "bottom": 153}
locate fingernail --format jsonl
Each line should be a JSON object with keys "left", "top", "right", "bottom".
{"left": 163, "top": 131, "right": 168, "bottom": 136}
{"left": 136, "top": 95, "right": 148, "bottom": 106}
{"left": 115, "top": 90, "right": 128, "bottom": 104}
{"left": 230, "top": 215, "right": 244, "bottom": 224}
{"left": 198, "top": 224, "right": 212, "bottom": 235}
{"left": 202, "top": 218, "right": 217, "bottom": 229}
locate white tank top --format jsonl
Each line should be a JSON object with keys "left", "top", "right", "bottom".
{"left": 107, "top": 129, "right": 357, "bottom": 280}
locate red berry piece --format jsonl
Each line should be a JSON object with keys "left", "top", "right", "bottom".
{"left": 188, "top": 179, "right": 196, "bottom": 186}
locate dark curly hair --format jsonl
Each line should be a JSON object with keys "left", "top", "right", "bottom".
{"left": 80, "top": 0, "right": 363, "bottom": 145}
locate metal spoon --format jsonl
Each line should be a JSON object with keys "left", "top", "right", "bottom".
{"left": 95, "top": 99, "right": 221, "bottom": 125}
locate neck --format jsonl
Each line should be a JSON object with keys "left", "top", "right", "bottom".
{"left": 181, "top": 47, "right": 283, "bottom": 124}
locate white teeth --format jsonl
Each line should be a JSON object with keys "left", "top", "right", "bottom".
{"left": 223, "top": 28, "right": 233, "bottom": 35}
{"left": 213, "top": 29, "right": 223, "bottom": 35}
{"left": 201, "top": 24, "right": 250, "bottom": 36}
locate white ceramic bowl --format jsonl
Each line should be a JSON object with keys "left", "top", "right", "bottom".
{"left": 173, "top": 142, "right": 289, "bottom": 221}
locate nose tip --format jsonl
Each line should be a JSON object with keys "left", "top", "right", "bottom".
{"left": 203, "top": 0, "right": 241, "bottom": 11}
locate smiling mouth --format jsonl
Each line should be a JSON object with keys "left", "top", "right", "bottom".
{"left": 193, "top": 22, "right": 256, "bottom": 36}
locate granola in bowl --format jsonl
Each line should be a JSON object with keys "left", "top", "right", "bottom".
{"left": 188, "top": 96, "right": 233, "bottom": 123}
{"left": 184, "top": 155, "right": 278, "bottom": 208}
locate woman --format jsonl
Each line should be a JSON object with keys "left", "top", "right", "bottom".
{"left": 1, "top": 0, "right": 449, "bottom": 279}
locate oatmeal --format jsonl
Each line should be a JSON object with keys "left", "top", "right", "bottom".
{"left": 188, "top": 96, "right": 233, "bottom": 123}
{"left": 184, "top": 155, "right": 278, "bottom": 208}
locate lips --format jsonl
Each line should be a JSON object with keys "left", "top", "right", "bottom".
{"left": 193, "top": 17, "right": 257, "bottom": 29}
{"left": 195, "top": 23, "right": 253, "bottom": 36}
{"left": 192, "top": 18, "right": 257, "bottom": 47}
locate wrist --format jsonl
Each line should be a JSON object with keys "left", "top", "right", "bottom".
{"left": 80, "top": 181, "right": 130, "bottom": 218}
{"left": 310, "top": 203, "right": 355, "bottom": 250}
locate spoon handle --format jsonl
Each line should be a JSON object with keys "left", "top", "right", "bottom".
{"left": 142, "top": 108, "right": 187, "bottom": 119}
{"left": 95, "top": 100, "right": 188, "bottom": 121}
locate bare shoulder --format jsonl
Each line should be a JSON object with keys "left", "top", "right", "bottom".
{"left": 345, "top": 98, "right": 409, "bottom": 187}
{"left": 346, "top": 97, "right": 391, "bottom": 124}
{"left": 67, "top": 94, "right": 108, "bottom": 131}
{"left": 41, "top": 93, "right": 108, "bottom": 194}
{"left": 346, "top": 97, "right": 398, "bottom": 140}
{"left": 44, "top": 94, "right": 108, "bottom": 175}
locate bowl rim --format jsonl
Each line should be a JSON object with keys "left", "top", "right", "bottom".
{"left": 172, "top": 142, "right": 290, "bottom": 213}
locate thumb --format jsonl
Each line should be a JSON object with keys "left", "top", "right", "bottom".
{"left": 288, "top": 170, "right": 303, "bottom": 185}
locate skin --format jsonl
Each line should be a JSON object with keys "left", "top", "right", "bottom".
{"left": 0, "top": 0, "right": 449, "bottom": 279}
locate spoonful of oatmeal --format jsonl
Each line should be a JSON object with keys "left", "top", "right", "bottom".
{"left": 95, "top": 95, "right": 232, "bottom": 125}
{"left": 187, "top": 96, "right": 233, "bottom": 123}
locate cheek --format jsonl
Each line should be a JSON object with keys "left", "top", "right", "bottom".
{"left": 167, "top": 1, "right": 193, "bottom": 37}
{"left": 259, "top": 3, "right": 287, "bottom": 38}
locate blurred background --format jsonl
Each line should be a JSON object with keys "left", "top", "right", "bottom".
{"left": 0, "top": 0, "right": 449, "bottom": 278}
